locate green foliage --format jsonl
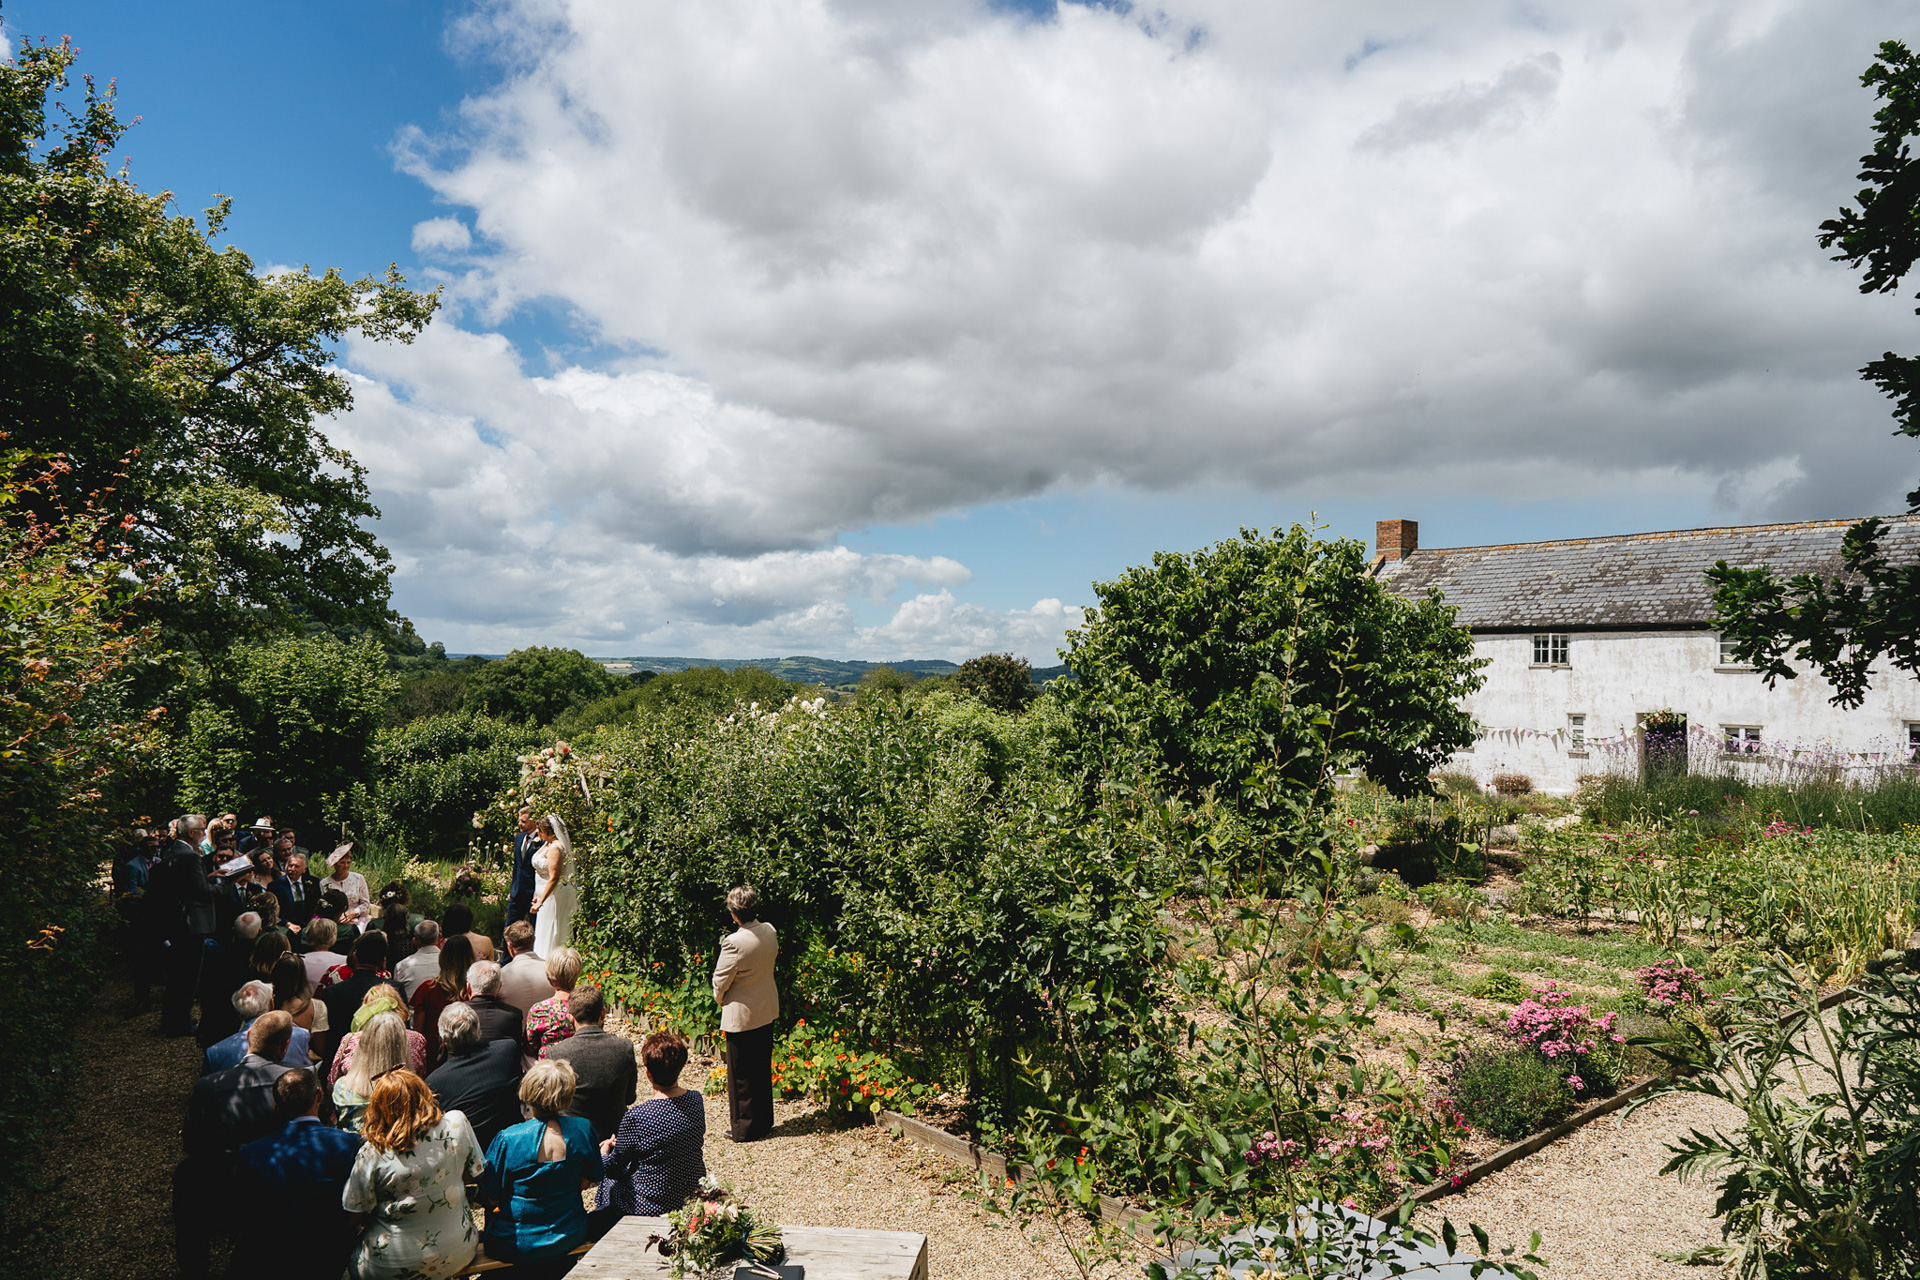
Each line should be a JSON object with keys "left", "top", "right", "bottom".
{"left": 630, "top": 664, "right": 797, "bottom": 718}
{"left": 459, "top": 646, "right": 621, "bottom": 724}
{"left": 1470, "top": 970, "right": 1529, "bottom": 1003}
{"left": 953, "top": 652, "right": 1036, "bottom": 713}
{"left": 0, "top": 40, "right": 437, "bottom": 650}
{"left": 1445, "top": 1045, "right": 1576, "bottom": 1142}
{"left": 1056, "top": 524, "right": 1483, "bottom": 813}
{"left": 389, "top": 655, "right": 489, "bottom": 724}
{"left": 346, "top": 712, "right": 543, "bottom": 859}
{"left": 772, "top": 1019, "right": 938, "bottom": 1118}
{"left": 1640, "top": 962, "right": 1920, "bottom": 1280}
{"left": 178, "top": 633, "right": 396, "bottom": 828}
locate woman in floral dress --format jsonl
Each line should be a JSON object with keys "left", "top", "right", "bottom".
{"left": 343, "top": 1069, "right": 486, "bottom": 1279}
{"left": 524, "top": 947, "right": 581, "bottom": 1061}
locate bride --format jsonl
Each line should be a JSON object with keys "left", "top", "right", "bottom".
{"left": 530, "top": 813, "right": 578, "bottom": 957}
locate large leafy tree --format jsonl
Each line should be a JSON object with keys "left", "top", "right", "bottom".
{"left": 0, "top": 39, "right": 437, "bottom": 651}
{"left": 460, "top": 646, "right": 623, "bottom": 725}
{"left": 1055, "top": 525, "right": 1482, "bottom": 806}
{"left": 1711, "top": 42, "right": 1920, "bottom": 703}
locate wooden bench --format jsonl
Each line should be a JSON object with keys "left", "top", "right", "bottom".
{"left": 570, "top": 1215, "right": 929, "bottom": 1280}
{"left": 456, "top": 1242, "right": 592, "bottom": 1275}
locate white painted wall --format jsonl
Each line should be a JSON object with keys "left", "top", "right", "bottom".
{"left": 1449, "top": 630, "right": 1920, "bottom": 795}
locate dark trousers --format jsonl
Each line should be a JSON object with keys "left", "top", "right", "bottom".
{"left": 173, "top": 1152, "right": 231, "bottom": 1278}
{"left": 162, "top": 934, "right": 206, "bottom": 1033}
{"left": 724, "top": 1023, "right": 776, "bottom": 1141}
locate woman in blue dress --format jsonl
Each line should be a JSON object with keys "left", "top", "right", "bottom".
{"left": 478, "top": 1058, "right": 604, "bottom": 1274}
{"left": 594, "top": 1030, "right": 706, "bottom": 1223}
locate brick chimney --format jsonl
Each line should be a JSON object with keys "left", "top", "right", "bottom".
{"left": 1376, "top": 519, "right": 1418, "bottom": 562}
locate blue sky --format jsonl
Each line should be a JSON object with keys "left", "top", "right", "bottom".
{"left": 14, "top": 1, "right": 1919, "bottom": 659}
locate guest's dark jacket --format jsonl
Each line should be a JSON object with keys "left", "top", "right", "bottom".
{"left": 196, "top": 931, "right": 257, "bottom": 1048}
{"left": 544, "top": 1024, "right": 639, "bottom": 1142}
{"left": 508, "top": 829, "right": 541, "bottom": 920}
{"left": 469, "top": 993, "right": 525, "bottom": 1051}
{"left": 236, "top": 1116, "right": 363, "bottom": 1280}
{"left": 158, "top": 838, "right": 217, "bottom": 938}
{"left": 271, "top": 872, "right": 324, "bottom": 928}
{"left": 185, "top": 1053, "right": 293, "bottom": 1155}
{"left": 319, "top": 967, "right": 387, "bottom": 1077}
{"left": 427, "top": 1039, "right": 524, "bottom": 1152}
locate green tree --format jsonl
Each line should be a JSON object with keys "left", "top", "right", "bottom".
{"left": 1712, "top": 43, "right": 1920, "bottom": 702}
{"left": 178, "top": 634, "right": 397, "bottom": 826}
{"left": 347, "top": 711, "right": 543, "bottom": 859}
{"left": 634, "top": 664, "right": 797, "bottom": 716}
{"left": 0, "top": 40, "right": 438, "bottom": 650}
{"left": 459, "top": 646, "right": 621, "bottom": 724}
{"left": 954, "top": 652, "right": 1037, "bottom": 713}
{"left": 1056, "top": 524, "right": 1482, "bottom": 806}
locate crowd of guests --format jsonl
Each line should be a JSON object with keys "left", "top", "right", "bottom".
{"left": 127, "top": 812, "right": 777, "bottom": 1280}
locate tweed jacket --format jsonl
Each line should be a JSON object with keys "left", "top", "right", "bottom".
{"left": 711, "top": 920, "right": 778, "bottom": 1034}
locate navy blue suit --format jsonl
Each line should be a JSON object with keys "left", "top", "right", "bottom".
{"left": 508, "top": 828, "right": 541, "bottom": 923}
{"left": 237, "top": 1116, "right": 365, "bottom": 1280}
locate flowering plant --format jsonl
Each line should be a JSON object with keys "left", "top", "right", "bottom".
{"left": 663, "top": 1177, "right": 782, "bottom": 1278}
{"left": 772, "top": 1019, "right": 935, "bottom": 1118}
{"left": 1635, "top": 959, "right": 1705, "bottom": 1015}
{"left": 1505, "top": 981, "right": 1624, "bottom": 1096}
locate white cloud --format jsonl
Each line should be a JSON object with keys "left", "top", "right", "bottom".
{"left": 337, "top": 0, "right": 1920, "bottom": 656}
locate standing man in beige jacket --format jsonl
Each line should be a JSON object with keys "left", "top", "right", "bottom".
{"left": 710, "top": 885, "right": 779, "bottom": 1142}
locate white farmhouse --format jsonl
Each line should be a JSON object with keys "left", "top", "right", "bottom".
{"left": 1372, "top": 516, "right": 1920, "bottom": 795}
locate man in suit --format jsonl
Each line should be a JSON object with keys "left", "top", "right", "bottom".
{"left": 543, "top": 985, "right": 637, "bottom": 1141}
{"left": 465, "top": 959, "right": 526, "bottom": 1049}
{"left": 175, "top": 1012, "right": 297, "bottom": 1278}
{"left": 426, "top": 1002, "right": 523, "bottom": 1151}
{"left": 235, "top": 1068, "right": 363, "bottom": 1280}
{"left": 507, "top": 808, "right": 540, "bottom": 924}
{"left": 711, "top": 885, "right": 779, "bottom": 1142}
{"left": 498, "top": 920, "right": 554, "bottom": 1015}
{"left": 270, "top": 850, "right": 322, "bottom": 930}
{"left": 196, "top": 911, "right": 262, "bottom": 1049}
{"left": 158, "top": 815, "right": 216, "bottom": 1036}
{"left": 203, "top": 980, "right": 313, "bottom": 1074}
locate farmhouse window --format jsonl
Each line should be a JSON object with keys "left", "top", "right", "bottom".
{"left": 1722, "top": 725, "right": 1762, "bottom": 755}
{"left": 1531, "top": 633, "right": 1570, "bottom": 666}
{"left": 1717, "top": 633, "right": 1753, "bottom": 668}
{"left": 1567, "top": 714, "right": 1587, "bottom": 755}
{"left": 1908, "top": 722, "right": 1920, "bottom": 762}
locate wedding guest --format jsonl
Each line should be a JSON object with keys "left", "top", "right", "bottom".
{"left": 332, "top": 1011, "right": 408, "bottom": 1133}
{"left": 175, "top": 1012, "right": 295, "bottom": 1278}
{"left": 594, "top": 1030, "right": 706, "bottom": 1224}
{"left": 301, "top": 918, "right": 345, "bottom": 986}
{"left": 272, "top": 951, "right": 327, "bottom": 1049}
{"left": 543, "top": 985, "right": 636, "bottom": 1142}
{"left": 391, "top": 920, "right": 441, "bottom": 999}
{"left": 330, "top": 984, "right": 429, "bottom": 1087}
{"left": 409, "top": 934, "right": 475, "bottom": 1067}
{"left": 507, "top": 808, "right": 540, "bottom": 925}
{"left": 203, "top": 980, "right": 312, "bottom": 1073}
{"left": 465, "top": 960, "right": 525, "bottom": 1049}
{"left": 380, "top": 904, "right": 416, "bottom": 973}
{"left": 198, "top": 911, "right": 262, "bottom": 1047}
{"left": 271, "top": 850, "right": 322, "bottom": 929}
{"left": 712, "top": 885, "right": 779, "bottom": 1142}
{"left": 320, "top": 934, "right": 395, "bottom": 1074}
{"left": 427, "top": 1002, "right": 523, "bottom": 1151}
{"left": 249, "top": 930, "right": 292, "bottom": 983}
{"left": 479, "top": 1059, "right": 603, "bottom": 1269}
{"left": 315, "top": 888, "right": 361, "bottom": 953}
{"left": 323, "top": 844, "right": 372, "bottom": 927}
{"left": 524, "top": 947, "right": 581, "bottom": 1063}
{"left": 442, "top": 900, "right": 496, "bottom": 963}
{"left": 157, "top": 814, "right": 215, "bottom": 1036}
{"left": 238, "top": 816, "right": 274, "bottom": 855}
{"left": 342, "top": 1070, "right": 485, "bottom": 1280}
{"left": 235, "top": 1069, "right": 363, "bottom": 1280}
{"left": 497, "top": 921, "right": 554, "bottom": 1016}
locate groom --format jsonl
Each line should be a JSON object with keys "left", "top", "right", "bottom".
{"left": 507, "top": 809, "right": 540, "bottom": 925}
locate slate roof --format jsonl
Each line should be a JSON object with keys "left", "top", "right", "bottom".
{"left": 1376, "top": 514, "right": 1920, "bottom": 630}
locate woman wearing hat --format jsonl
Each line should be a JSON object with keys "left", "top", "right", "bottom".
{"left": 325, "top": 844, "right": 374, "bottom": 928}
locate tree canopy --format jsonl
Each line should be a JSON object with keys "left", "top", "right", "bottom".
{"left": 953, "top": 652, "right": 1037, "bottom": 713}
{"left": 0, "top": 40, "right": 437, "bottom": 651}
{"left": 459, "top": 646, "right": 623, "bottom": 724}
{"left": 1055, "top": 525, "right": 1482, "bottom": 806}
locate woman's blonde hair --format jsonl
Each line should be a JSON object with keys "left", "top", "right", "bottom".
{"left": 361, "top": 1070, "right": 441, "bottom": 1154}
{"left": 545, "top": 946, "right": 582, "bottom": 991}
{"left": 342, "top": 1012, "right": 408, "bottom": 1099}
{"left": 304, "top": 917, "right": 338, "bottom": 950}
{"left": 520, "top": 1058, "right": 577, "bottom": 1120}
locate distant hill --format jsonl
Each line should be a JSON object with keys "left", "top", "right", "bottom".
{"left": 591, "top": 655, "right": 1074, "bottom": 688}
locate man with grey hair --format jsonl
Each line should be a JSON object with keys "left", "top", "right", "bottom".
{"left": 158, "top": 813, "right": 217, "bottom": 1036}
{"left": 464, "top": 959, "right": 525, "bottom": 1049}
{"left": 197, "top": 910, "right": 263, "bottom": 1047}
{"left": 712, "top": 884, "right": 779, "bottom": 1142}
{"left": 426, "top": 1001, "right": 522, "bottom": 1150}
{"left": 392, "top": 919, "right": 442, "bottom": 999}
{"left": 203, "top": 980, "right": 311, "bottom": 1074}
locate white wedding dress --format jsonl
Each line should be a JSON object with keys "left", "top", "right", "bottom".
{"left": 532, "top": 841, "right": 577, "bottom": 957}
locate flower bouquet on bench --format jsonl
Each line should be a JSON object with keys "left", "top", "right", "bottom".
{"left": 662, "top": 1176, "right": 785, "bottom": 1279}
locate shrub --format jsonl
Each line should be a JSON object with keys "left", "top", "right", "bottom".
{"left": 1505, "top": 981, "right": 1624, "bottom": 1098}
{"left": 1470, "top": 970, "right": 1529, "bottom": 1003}
{"left": 347, "top": 712, "right": 542, "bottom": 859}
{"left": 1491, "top": 773, "right": 1533, "bottom": 797}
{"left": 1446, "top": 1045, "right": 1577, "bottom": 1141}
{"left": 1635, "top": 959, "right": 1706, "bottom": 1015}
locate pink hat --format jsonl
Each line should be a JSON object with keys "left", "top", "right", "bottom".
{"left": 326, "top": 843, "right": 354, "bottom": 868}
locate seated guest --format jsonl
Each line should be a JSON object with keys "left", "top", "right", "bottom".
{"left": 314, "top": 888, "right": 360, "bottom": 954}
{"left": 235, "top": 1069, "right": 364, "bottom": 1280}
{"left": 246, "top": 850, "right": 279, "bottom": 895}
{"left": 479, "top": 1059, "right": 603, "bottom": 1269}
{"left": 272, "top": 952, "right": 327, "bottom": 1048}
{"left": 331, "top": 984, "right": 429, "bottom": 1085}
{"left": 543, "top": 985, "right": 637, "bottom": 1142}
{"left": 441, "top": 900, "right": 496, "bottom": 963}
{"left": 249, "top": 930, "right": 292, "bottom": 983}
{"left": 497, "top": 921, "right": 554, "bottom": 1017}
{"left": 391, "top": 920, "right": 441, "bottom": 999}
{"left": 322, "top": 843, "right": 373, "bottom": 929}
{"left": 319, "top": 933, "right": 394, "bottom": 1072}
{"left": 343, "top": 1070, "right": 485, "bottom": 1280}
{"left": 426, "top": 1002, "right": 523, "bottom": 1151}
{"left": 595, "top": 1031, "right": 706, "bottom": 1222}
{"left": 204, "top": 980, "right": 312, "bottom": 1073}
{"left": 238, "top": 816, "right": 273, "bottom": 855}
{"left": 271, "top": 850, "right": 322, "bottom": 930}
{"left": 332, "top": 1012, "right": 408, "bottom": 1134}
{"left": 381, "top": 903, "right": 416, "bottom": 973}
{"left": 198, "top": 911, "right": 264, "bottom": 1047}
{"left": 465, "top": 960, "right": 525, "bottom": 1049}
{"left": 409, "top": 934, "right": 475, "bottom": 1067}
{"left": 176, "top": 1012, "right": 299, "bottom": 1279}
{"left": 525, "top": 947, "right": 581, "bottom": 1063}
{"left": 300, "top": 917, "right": 345, "bottom": 983}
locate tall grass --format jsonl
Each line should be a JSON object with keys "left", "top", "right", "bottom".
{"left": 1579, "top": 770, "right": 1920, "bottom": 832}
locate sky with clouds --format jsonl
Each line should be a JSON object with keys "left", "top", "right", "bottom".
{"left": 16, "top": 0, "right": 1920, "bottom": 660}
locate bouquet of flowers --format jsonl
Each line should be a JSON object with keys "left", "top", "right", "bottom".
{"left": 663, "top": 1177, "right": 783, "bottom": 1278}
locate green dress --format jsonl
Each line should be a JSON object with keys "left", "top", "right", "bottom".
{"left": 342, "top": 1110, "right": 485, "bottom": 1279}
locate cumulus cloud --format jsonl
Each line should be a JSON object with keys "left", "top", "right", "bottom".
{"left": 336, "top": 0, "right": 1920, "bottom": 656}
